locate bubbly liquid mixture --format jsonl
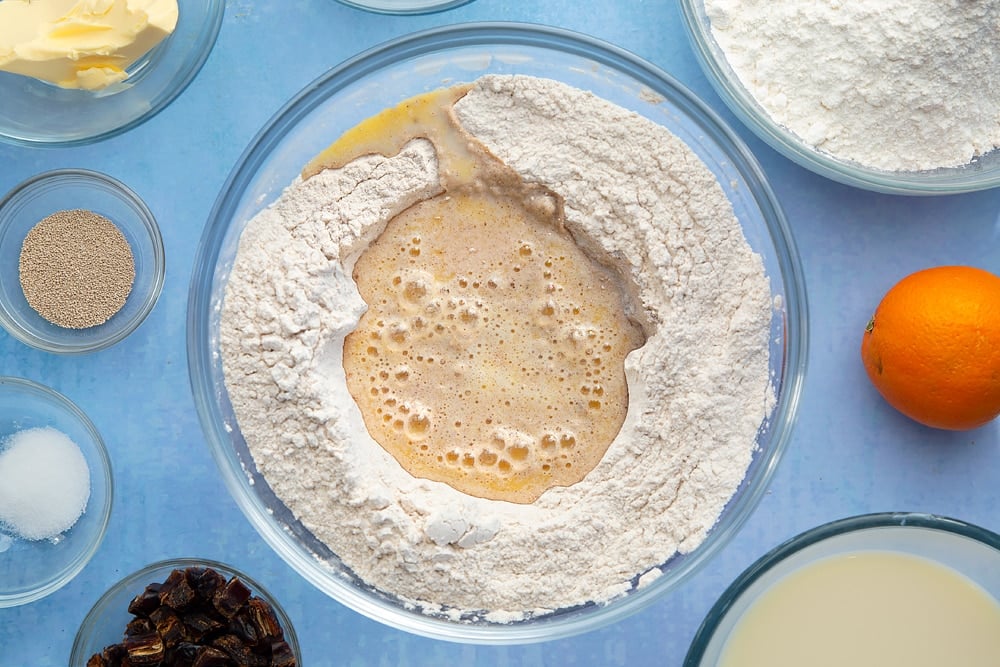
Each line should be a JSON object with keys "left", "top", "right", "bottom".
{"left": 327, "top": 87, "right": 644, "bottom": 503}
{"left": 719, "top": 550, "right": 1000, "bottom": 667}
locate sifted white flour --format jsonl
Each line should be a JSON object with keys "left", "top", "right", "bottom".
{"left": 705, "top": 0, "right": 1000, "bottom": 172}
{"left": 220, "top": 75, "right": 774, "bottom": 620}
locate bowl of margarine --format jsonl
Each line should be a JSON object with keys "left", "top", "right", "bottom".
{"left": 0, "top": 0, "right": 223, "bottom": 147}
{"left": 686, "top": 513, "right": 1000, "bottom": 667}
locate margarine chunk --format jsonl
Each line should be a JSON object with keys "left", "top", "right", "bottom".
{"left": 0, "top": 0, "right": 179, "bottom": 91}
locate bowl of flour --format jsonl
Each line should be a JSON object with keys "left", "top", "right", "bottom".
{"left": 680, "top": 0, "right": 1000, "bottom": 195}
{"left": 188, "top": 22, "right": 808, "bottom": 643}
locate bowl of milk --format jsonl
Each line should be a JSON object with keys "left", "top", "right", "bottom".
{"left": 685, "top": 512, "right": 1000, "bottom": 667}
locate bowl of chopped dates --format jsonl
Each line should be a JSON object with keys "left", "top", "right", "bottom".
{"left": 69, "top": 558, "right": 300, "bottom": 667}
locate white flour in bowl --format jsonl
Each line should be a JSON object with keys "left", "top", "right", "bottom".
{"left": 705, "top": 0, "right": 1000, "bottom": 172}
{"left": 220, "top": 75, "right": 774, "bottom": 620}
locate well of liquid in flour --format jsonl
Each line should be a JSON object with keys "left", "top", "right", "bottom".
{"left": 718, "top": 550, "right": 1000, "bottom": 667}
{"left": 325, "top": 87, "right": 645, "bottom": 504}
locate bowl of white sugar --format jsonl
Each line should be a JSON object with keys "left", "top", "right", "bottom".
{"left": 680, "top": 0, "right": 1000, "bottom": 194}
{"left": 0, "top": 376, "right": 113, "bottom": 607}
{"left": 188, "top": 22, "right": 808, "bottom": 643}
{"left": 0, "top": 168, "right": 165, "bottom": 354}
{"left": 685, "top": 513, "right": 1000, "bottom": 667}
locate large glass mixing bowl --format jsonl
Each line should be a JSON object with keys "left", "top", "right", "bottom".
{"left": 188, "top": 22, "right": 808, "bottom": 643}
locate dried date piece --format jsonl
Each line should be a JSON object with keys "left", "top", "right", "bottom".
{"left": 124, "top": 631, "right": 166, "bottom": 665}
{"left": 213, "top": 576, "right": 252, "bottom": 618}
{"left": 180, "top": 610, "right": 224, "bottom": 643}
{"left": 191, "top": 646, "right": 230, "bottom": 667}
{"left": 102, "top": 643, "right": 127, "bottom": 667}
{"left": 186, "top": 566, "right": 227, "bottom": 602}
{"left": 213, "top": 633, "right": 268, "bottom": 667}
{"left": 247, "top": 598, "right": 283, "bottom": 643}
{"left": 271, "top": 640, "right": 297, "bottom": 667}
{"left": 126, "top": 617, "right": 155, "bottom": 637}
{"left": 159, "top": 569, "right": 197, "bottom": 611}
{"left": 168, "top": 642, "right": 201, "bottom": 667}
{"left": 150, "top": 606, "right": 185, "bottom": 648}
{"left": 128, "top": 583, "right": 163, "bottom": 616}
{"left": 228, "top": 609, "right": 260, "bottom": 648}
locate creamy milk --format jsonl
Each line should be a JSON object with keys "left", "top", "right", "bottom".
{"left": 719, "top": 550, "right": 1000, "bottom": 667}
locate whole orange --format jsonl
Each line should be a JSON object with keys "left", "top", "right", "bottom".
{"left": 861, "top": 265, "right": 1000, "bottom": 431}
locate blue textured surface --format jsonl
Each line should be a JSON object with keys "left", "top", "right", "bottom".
{"left": 1, "top": 2, "right": 999, "bottom": 665}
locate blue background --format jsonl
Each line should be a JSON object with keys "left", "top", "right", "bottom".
{"left": 2, "top": 1, "right": 1000, "bottom": 665}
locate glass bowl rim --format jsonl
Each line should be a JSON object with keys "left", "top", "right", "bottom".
{"left": 0, "top": 0, "right": 224, "bottom": 149}
{"left": 69, "top": 556, "right": 302, "bottom": 666}
{"left": 187, "top": 20, "right": 809, "bottom": 644}
{"left": 677, "top": 0, "right": 1000, "bottom": 196}
{"left": 0, "top": 167, "right": 166, "bottom": 355}
{"left": 0, "top": 375, "right": 114, "bottom": 608}
{"left": 683, "top": 511, "right": 1000, "bottom": 665}
{"left": 333, "top": 0, "right": 475, "bottom": 15}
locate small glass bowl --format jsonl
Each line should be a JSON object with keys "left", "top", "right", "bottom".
{"left": 678, "top": 0, "right": 1000, "bottom": 195}
{"left": 0, "top": 0, "right": 223, "bottom": 147}
{"left": 189, "top": 22, "right": 808, "bottom": 643}
{"left": 69, "top": 558, "right": 302, "bottom": 667}
{"left": 0, "top": 169, "right": 165, "bottom": 354}
{"left": 685, "top": 513, "right": 1000, "bottom": 666}
{"left": 334, "top": 0, "right": 474, "bottom": 14}
{"left": 0, "top": 376, "right": 113, "bottom": 608}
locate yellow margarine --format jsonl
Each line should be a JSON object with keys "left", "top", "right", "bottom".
{"left": 0, "top": 0, "right": 179, "bottom": 91}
